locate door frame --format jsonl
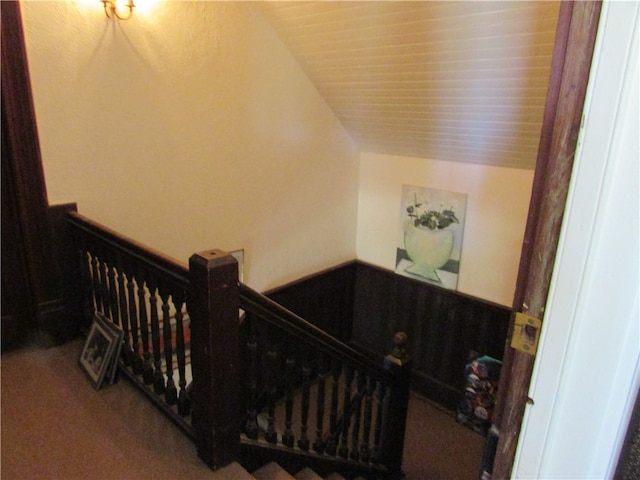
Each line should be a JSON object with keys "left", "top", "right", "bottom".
{"left": 491, "top": 1, "right": 603, "bottom": 477}
{"left": 1, "top": 1, "right": 71, "bottom": 347}
{"left": 1, "top": 0, "right": 604, "bottom": 474}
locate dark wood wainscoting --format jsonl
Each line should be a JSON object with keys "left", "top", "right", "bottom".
{"left": 265, "top": 261, "right": 512, "bottom": 412}
{"left": 352, "top": 262, "right": 511, "bottom": 410}
{"left": 264, "top": 261, "right": 357, "bottom": 344}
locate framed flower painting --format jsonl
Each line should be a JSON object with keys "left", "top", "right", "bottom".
{"left": 395, "top": 185, "right": 467, "bottom": 290}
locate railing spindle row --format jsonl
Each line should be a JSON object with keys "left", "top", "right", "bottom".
{"left": 238, "top": 308, "right": 408, "bottom": 477}
{"left": 70, "top": 213, "right": 193, "bottom": 431}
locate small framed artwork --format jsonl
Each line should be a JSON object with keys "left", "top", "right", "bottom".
{"left": 79, "top": 313, "right": 123, "bottom": 389}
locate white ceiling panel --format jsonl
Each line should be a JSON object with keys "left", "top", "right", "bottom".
{"left": 254, "top": 1, "right": 560, "bottom": 169}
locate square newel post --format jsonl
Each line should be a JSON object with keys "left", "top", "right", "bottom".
{"left": 189, "top": 249, "right": 241, "bottom": 470}
{"left": 383, "top": 332, "right": 413, "bottom": 480}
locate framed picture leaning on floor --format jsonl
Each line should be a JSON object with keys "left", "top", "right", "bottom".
{"left": 79, "top": 312, "right": 123, "bottom": 389}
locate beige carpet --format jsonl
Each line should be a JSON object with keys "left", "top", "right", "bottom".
{"left": 1, "top": 340, "right": 484, "bottom": 479}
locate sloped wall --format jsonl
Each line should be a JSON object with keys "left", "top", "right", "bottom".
{"left": 21, "top": 1, "right": 359, "bottom": 292}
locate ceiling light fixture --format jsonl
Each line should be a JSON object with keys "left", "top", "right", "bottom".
{"left": 101, "top": 0, "right": 135, "bottom": 20}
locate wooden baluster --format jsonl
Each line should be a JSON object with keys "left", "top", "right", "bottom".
{"left": 107, "top": 262, "right": 119, "bottom": 326}
{"left": 312, "top": 356, "right": 327, "bottom": 454}
{"left": 371, "top": 381, "right": 387, "bottom": 465}
{"left": 282, "top": 356, "right": 296, "bottom": 448}
{"left": 138, "top": 277, "right": 154, "bottom": 385}
{"left": 160, "top": 287, "right": 177, "bottom": 405}
{"left": 350, "top": 370, "right": 365, "bottom": 461}
{"left": 148, "top": 278, "right": 165, "bottom": 395}
{"left": 360, "top": 375, "right": 375, "bottom": 463}
{"left": 99, "top": 254, "right": 111, "bottom": 318}
{"left": 127, "top": 275, "right": 144, "bottom": 375}
{"left": 339, "top": 364, "right": 354, "bottom": 458}
{"left": 91, "top": 254, "right": 103, "bottom": 314}
{"left": 80, "top": 251, "right": 95, "bottom": 319}
{"left": 117, "top": 269, "right": 133, "bottom": 367}
{"left": 298, "top": 358, "right": 311, "bottom": 451}
{"left": 265, "top": 346, "right": 279, "bottom": 445}
{"left": 243, "top": 319, "right": 259, "bottom": 439}
{"left": 325, "top": 360, "right": 341, "bottom": 456}
{"left": 174, "top": 292, "right": 191, "bottom": 416}
{"left": 105, "top": 262, "right": 122, "bottom": 376}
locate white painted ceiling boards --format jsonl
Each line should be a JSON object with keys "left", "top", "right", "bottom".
{"left": 255, "top": 1, "right": 561, "bottom": 170}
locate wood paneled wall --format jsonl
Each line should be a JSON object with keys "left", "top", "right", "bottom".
{"left": 265, "top": 262, "right": 357, "bottom": 344}
{"left": 352, "top": 262, "right": 510, "bottom": 410}
{"left": 266, "top": 261, "right": 511, "bottom": 411}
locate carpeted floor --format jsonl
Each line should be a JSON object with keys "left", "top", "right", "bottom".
{"left": 1, "top": 340, "right": 484, "bottom": 479}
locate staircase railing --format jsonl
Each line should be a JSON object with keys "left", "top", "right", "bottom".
{"left": 68, "top": 212, "right": 194, "bottom": 435}
{"left": 67, "top": 212, "right": 411, "bottom": 479}
{"left": 237, "top": 283, "right": 412, "bottom": 479}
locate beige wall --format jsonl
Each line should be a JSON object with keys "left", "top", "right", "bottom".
{"left": 21, "top": 1, "right": 533, "bottom": 303}
{"left": 357, "top": 152, "right": 533, "bottom": 306}
{"left": 21, "top": 1, "right": 360, "bottom": 291}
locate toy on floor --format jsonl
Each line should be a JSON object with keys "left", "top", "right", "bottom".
{"left": 456, "top": 352, "right": 502, "bottom": 435}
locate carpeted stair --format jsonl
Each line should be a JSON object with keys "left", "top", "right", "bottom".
{"left": 196, "top": 461, "right": 365, "bottom": 480}
{"left": 251, "top": 462, "right": 357, "bottom": 480}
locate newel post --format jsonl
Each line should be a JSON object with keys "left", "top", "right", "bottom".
{"left": 383, "top": 331, "right": 413, "bottom": 480}
{"left": 189, "top": 249, "right": 241, "bottom": 469}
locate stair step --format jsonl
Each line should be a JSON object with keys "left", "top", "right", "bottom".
{"left": 251, "top": 460, "right": 363, "bottom": 480}
{"left": 293, "top": 467, "right": 324, "bottom": 480}
{"left": 251, "top": 462, "right": 351, "bottom": 480}
{"left": 324, "top": 474, "right": 348, "bottom": 480}
{"left": 216, "top": 462, "right": 256, "bottom": 479}
{"left": 252, "top": 462, "right": 296, "bottom": 480}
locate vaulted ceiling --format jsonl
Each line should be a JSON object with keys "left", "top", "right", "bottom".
{"left": 255, "top": 1, "right": 560, "bottom": 170}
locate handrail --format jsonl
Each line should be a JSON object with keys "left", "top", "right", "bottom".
{"left": 239, "top": 282, "right": 394, "bottom": 384}
{"left": 68, "top": 211, "right": 189, "bottom": 288}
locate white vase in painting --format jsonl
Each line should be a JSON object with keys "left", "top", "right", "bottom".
{"left": 403, "top": 220, "right": 454, "bottom": 282}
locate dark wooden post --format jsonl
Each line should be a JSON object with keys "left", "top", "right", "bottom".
{"left": 189, "top": 249, "right": 240, "bottom": 470}
{"left": 382, "top": 332, "right": 412, "bottom": 480}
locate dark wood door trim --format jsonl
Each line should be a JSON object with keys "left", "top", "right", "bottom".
{"left": 1, "top": 111, "right": 36, "bottom": 348}
{"left": 1, "top": 1, "right": 71, "bottom": 343}
{"left": 1, "top": 1, "right": 53, "bottom": 301}
{"left": 491, "top": 2, "right": 603, "bottom": 478}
